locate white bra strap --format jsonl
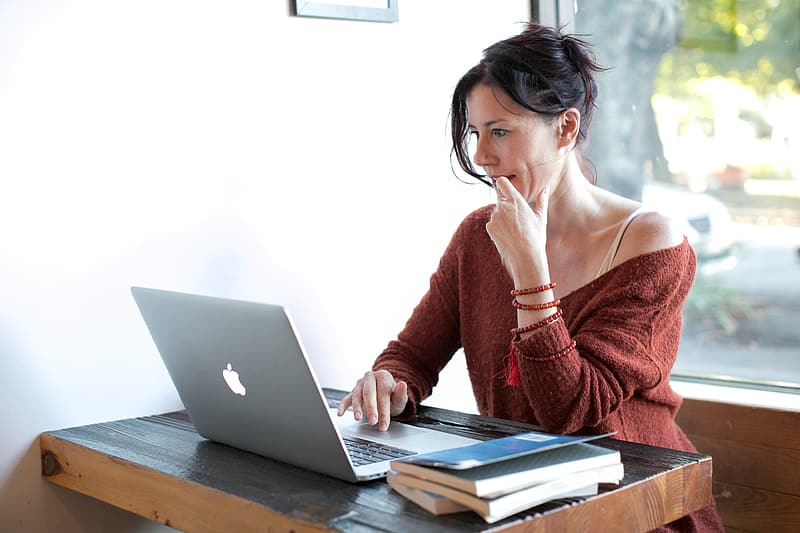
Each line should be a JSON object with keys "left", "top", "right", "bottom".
{"left": 595, "top": 206, "right": 650, "bottom": 278}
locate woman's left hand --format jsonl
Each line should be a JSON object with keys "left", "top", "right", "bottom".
{"left": 485, "top": 176, "right": 549, "bottom": 280}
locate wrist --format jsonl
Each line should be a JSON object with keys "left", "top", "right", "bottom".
{"left": 510, "top": 267, "right": 550, "bottom": 291}
{"left": 508, "top": 247, "right": 548, "bottom": 281}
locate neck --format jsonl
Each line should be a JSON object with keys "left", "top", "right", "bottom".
{"left": 544, "top": 155, "right": 599, "bottom": 239}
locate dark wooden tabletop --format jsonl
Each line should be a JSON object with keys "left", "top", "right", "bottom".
{"left": 40, "top": 389, "right": 712, "bottom": 532}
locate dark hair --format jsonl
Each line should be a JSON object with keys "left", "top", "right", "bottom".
{"left": 450, "top": 22, "right": 604, "bottom": 185}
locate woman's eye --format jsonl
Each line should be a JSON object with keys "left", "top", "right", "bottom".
{"left": 492, "top": 129, "right": 509, "bottom": 138}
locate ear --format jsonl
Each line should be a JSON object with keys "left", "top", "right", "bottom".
{"left": 557, "top": 108, "right": 581, "bottom": 150}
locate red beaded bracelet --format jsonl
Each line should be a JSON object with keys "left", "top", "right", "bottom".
{"left": 510, "top": 309, "right": 563, "bottom": 338}
{"left": 506, "top": 311, "right": 568, "bottom": 386}
{"left": 510, "top": 281, "right": 556, "bottom": 296}
{"left": 532, "top": 340, "right": 578, "bottom": 362}
{"left": 513, "top": 298, "right": 561, "bottom": 311}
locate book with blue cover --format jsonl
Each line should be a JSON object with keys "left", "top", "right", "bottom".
{"left": 396, "top": 430, "right": 615, "bottom": 470}
{"left": 390, "top": 441, "right": 621, "bottom": 498}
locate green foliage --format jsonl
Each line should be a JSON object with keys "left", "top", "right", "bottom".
{"left": 657, "top": 0, "right": 800, "bottom": 97}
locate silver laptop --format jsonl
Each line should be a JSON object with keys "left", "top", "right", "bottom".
{"left": 131, "top": 286, "right": 478, "bottom": 482}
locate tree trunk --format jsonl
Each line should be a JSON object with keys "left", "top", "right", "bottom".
{"left": 575, "top": 0, "right": 681, "bottom": 200}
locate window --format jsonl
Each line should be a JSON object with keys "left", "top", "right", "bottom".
{"left": 545, "top": 0, "right": 800, "bottom": 392}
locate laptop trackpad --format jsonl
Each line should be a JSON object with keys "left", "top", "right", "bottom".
{"left": 332, "top": 409, "right": 478, "bottom": 453}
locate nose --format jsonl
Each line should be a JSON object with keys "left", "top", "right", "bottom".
{"left": 472, "top": 134, "right": 493, "bottom": 168}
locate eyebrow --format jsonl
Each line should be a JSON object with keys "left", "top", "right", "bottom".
{"left": 468, "top": 119, "right": 509, "bottom": 129}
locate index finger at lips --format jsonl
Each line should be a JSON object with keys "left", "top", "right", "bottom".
{"left": 494, "top": 176, "right": 512, "bottom": 199}
{"left": 495, "top": 176, "right": 524, "bottom": 204}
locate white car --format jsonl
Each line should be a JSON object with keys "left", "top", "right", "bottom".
{"left": 642, "top": 182, "right": 737, "bottom": 274}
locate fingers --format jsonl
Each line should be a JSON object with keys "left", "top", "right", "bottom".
{"left": 492, "top": 177, "right": 512, "bottom": 218}
{"left": 390, "top": 380, "right": 408, "bottom": 417}
{"left": 494, "top": 177, "right": 549, "bottom": 211}
{"left": 339, "top": 370, "right": 404, "bottom": 431}
{"left": 374, "top": 371, "right": 400, "bottom": 431}
{"left": 493, "top": 176, "right": 513, "bottom": 203}
{"left": 361, "top": 372, "right": 378, "bottom": 425}
{"left": 339, "top": 372, "right": 374, "bottom": 422}
{"left": 376, "top": 385, "right": 391, "bottom": 431}
{"left": 494, "top": 176, "right": 524, "bottom": 204}
{"left": 336, "top": 392, "right": 352, "bottom": 416}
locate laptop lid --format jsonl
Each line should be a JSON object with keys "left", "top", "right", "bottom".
{"left": 131, "top": 286, "right": 477, "bottom": 482}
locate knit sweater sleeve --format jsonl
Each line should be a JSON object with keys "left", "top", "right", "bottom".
{"left": 513, "top": 240, "right": 696, "bottom": 434}
{"left": 370, "top": 216, "right": 470, "bottom": 417}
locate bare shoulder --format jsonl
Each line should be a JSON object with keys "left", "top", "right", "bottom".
{"left": 612, "top": 210, "right": 685, "bottom": 267}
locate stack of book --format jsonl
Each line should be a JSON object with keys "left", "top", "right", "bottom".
{"left": 387, "top": 431, "right": 624, "bottom": 524}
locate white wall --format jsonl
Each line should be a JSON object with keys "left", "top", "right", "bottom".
{"left": 0, "top": 1, "right": 528, "bottom": 531}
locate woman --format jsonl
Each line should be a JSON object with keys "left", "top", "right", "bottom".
{"left": 338, "top": 22, "right": 722, "bottom": 532}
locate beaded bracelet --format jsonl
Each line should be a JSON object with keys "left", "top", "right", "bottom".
{"left": 506, "top": 310, "right": 566, "bottom": 386}
{"left": 512, "top": 298, "right": 561, "bottom": 311}
{"left": 510, "top": 281, "right": 556, "bottom": 296}
{"left": 510, "top": 308, "right": 563, "bottom": 339}
{"left": 531, "top": 340, "right": 578, "bottom": 362}
{"left": 507, "top": 338, "right": 577, "bottom": 385}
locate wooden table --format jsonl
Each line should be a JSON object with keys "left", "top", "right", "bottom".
{"left": 40, "top": 389, "right": 712, "bottom": 532}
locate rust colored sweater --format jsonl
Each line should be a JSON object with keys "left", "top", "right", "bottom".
{"left": 373, "top": 205, "right": 723, "bottom": 532}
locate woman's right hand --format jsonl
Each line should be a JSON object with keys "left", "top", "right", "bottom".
{"left": 336, "top": 370, "right": 408, "bottom": 431}
{"left": 486, "top": 176, "right": 549, "bottom": 283}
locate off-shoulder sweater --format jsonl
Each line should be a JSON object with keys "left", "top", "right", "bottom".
{"left": 373, "top": 205, "right": 723, "bottom": 532}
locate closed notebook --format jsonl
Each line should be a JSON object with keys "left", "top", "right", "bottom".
{"left": 388, "top": 462, "right": 624, "bottom": 524}
{"left": 390, "top": 441, "right": 620, "bottom": 498}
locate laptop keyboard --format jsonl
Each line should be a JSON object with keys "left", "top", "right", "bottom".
{"left": 343, "top": 436, "right": 415, "bottom": 466}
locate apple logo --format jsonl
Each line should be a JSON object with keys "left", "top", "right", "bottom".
{"left": 222, "top": 363, "right": 247, "bottom": 396}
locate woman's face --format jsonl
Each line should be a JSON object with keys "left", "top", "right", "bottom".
{"left": 466, "top": 83, "right": 561, "bottom": 202}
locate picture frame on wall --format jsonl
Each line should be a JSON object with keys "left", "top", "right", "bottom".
{"left": 292, "top": 0, "right": 398, "bottom": 23}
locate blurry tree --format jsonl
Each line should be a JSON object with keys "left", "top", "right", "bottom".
{"left": 658, "top": 0, "right": 800, "bottom": 98}
{"left": 573, "top": 0, "right": 799, "bottom": 200}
